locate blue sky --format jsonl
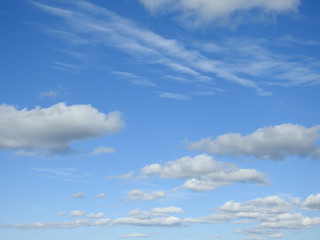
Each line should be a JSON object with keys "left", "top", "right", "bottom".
{"left": 1, "top": 0, "right": 320, "bottom": 239}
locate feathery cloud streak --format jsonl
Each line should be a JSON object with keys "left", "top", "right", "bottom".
{"left": 30, "top": 0, "right": 320, "bottom": 95}
{"left": 140, "top": 0, "right": 300, "bottom": 26}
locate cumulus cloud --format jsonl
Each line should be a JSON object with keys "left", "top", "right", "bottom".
{"left": 3, "top": 194, "right": 320, "bottom": 238}
{"left": 125, "top": 190, "right": 167, "bottom": 201}
{"left": 302, "top": 193, "right": 320, "bottom": 210}
{"left": 70, "top": 192, "right": 85, "bottom": 198}
{"left": 140, "top": 0, "right": 300, "bottom": 26}
{"left": 0, "top": 102, "right": 124, "bottom": 155}
{"left": 188, "top": 124, "right": 320, "bottom": 160}
{"left": 70, "top": 210, "right": 85, "bottom": 217}
{"left": 140, "top": 154, "right": 268, "bottom": 191}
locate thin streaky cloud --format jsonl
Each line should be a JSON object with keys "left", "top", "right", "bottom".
{"left": 158, "top": 91, "right": 191, "bottom": 100}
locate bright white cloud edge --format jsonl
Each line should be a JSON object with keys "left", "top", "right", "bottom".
{"left": 0, "top": 102, "right": 124, "bottom": 155}
{"left": 188, "top": 123, "right": 320, "bottom": 160}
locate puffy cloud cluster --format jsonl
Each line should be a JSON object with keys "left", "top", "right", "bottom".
{"left": 3, "top": 193, "right": 320, "bottom": 239}
{"left": 187, "top": 194, "right": 320, "bottom": 239}
{"left": 140, "top": 0, "right": 300, "bottom": 26}
{"left": 0, "top": 103, "right": 124, "bottom": 155}
{"left": 140, "top": 154, "right": 268, "bottom": 191}
{"left": 188, "top": 124, "right": 320, "bottom": 160}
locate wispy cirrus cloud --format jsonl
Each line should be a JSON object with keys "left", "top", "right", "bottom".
{"left": 30, "top": 0, "right": 320, "bottom": 96}
{"left": 139, "top": 0, "right": 300, "bottom": 27}
{"left": 158, "top": 91, "right": 191, "bottom": 100}
{"left": 31, "top": 168, "right": 91, "bottom": 183}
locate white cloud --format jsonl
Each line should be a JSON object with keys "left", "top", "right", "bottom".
{"left": 140, "top": 0, "right": 300, "bottom": 26}
{"left": 113, "top": 216, "right": 182, "bottom": 227}
{"left": 94, "top": 193, "right": 107, "bottom": 198}
{"left": 90, "top": 146, "right": 116, "bottom": 156}
{"left": 70, "top": 192, "right": 85, "bottom": 199}
{"left": 140, "top": 154, "right": 268, "bottom": 191}
{"left": 0, "top": 102, "right": 124, "bottom": 155}
{"left": 120, "top": 233, "right": 148, "bottom": 238}
{"left": 129, "top": 206, "right": 183, "bottom": 219}
{"left": 30, "top": 0, "right": 320, "bottom": 95}
{"left": 56, "top": 211, "right": 67, "bottom": 216}
{"left": 3, "top": 194, "right": 320, "bottom": 238}
{"left": 158, "top": 92, "right": 191, "bottom": 100}
{"left": 302, "top": 193, "right": 320, "bottom": 210}
{"left": 125, "top": 190, "right": 167, "bottom": 201}
{"left": 70, "top": 210, "right": 85, "bottom": 217}
{"left": 86, "top": 212, "right": 105, "bottom": 219}
{"left": 188, "top": 124, "right": 320, "bottom": 160}
{"left": 112, "top": 71, "right": 157, "bottom": 87}
{"left": 39, "top": 90, "right": 59, "bottom": 98}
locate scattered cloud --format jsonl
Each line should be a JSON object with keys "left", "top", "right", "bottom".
{"left": 86, "top": 212, "right": 105, "bottom": 219}
{"left": 188, "top": 123, "right": 320, "bottom": 160}
{"left": 125, "top": 190, "right": 167, "bottom": 201}
{"left": 129, "top": 207, "right": 183, "bottom": 219}
{"left": 31, "top": 168, "right": 92, "bottom": 183}
{"left": 120, "top": 233, "right": 148, "bottom": 238}
{"left": 39, "top": 90, "right": 59, "bottom": 98}
{"left": 0, "top": 102, "right": 124, "bottom": 155}
{"left": 302, "top": 193, "right": 320, "bottom": 210}
{"left": 50, "top": 61, "right": 81, "bottom": 74}
{"left": 109, "top": 172, "right": 135, "bottom": 180}
{"left": 70, "top": 210, "right": 85, "bottom": 217}
{"left": 70, "top": 192, "right": 85, "bottom": 199}
{"left": 56, "top": 211, "right": 67, "bottom": 216}
{"left": 112, "top": 71, "right": 157, "bottom": 87}
{"left": 3, "top": 193, "right": 320, "bottom": 238}
{"left": 158, "top": 91, "right": 191, "bottom": 100}
{"left": 112, "top": 216, "right": 183, "bottom": 227}
{"left": 94, "top": 193, "right": 107, "bottom": 198}
{"left": 139, "top": 0, "right": 300, "bottom": 27}
{"left": 140, "top": 154, "right": 269, "bottom": 191}
{"left": 89, "top": 146, "right": 116, "bottom": 156}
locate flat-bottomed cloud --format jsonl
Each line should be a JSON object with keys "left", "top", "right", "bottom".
{"left": 0, "top": 102, "right": 124, "bottom": 155}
